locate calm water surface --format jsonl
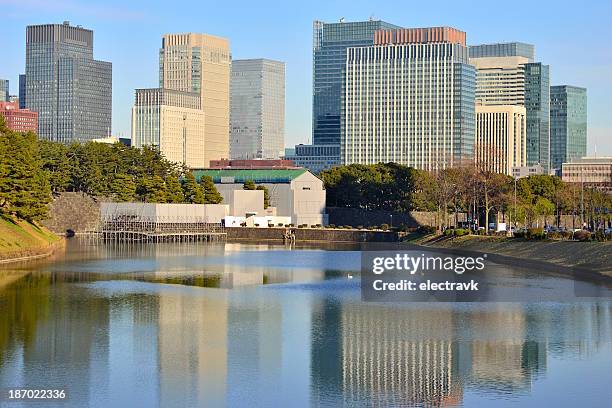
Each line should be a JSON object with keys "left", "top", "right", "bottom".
{"left": 0, "top": 239, "right": 611, "bottom": 407}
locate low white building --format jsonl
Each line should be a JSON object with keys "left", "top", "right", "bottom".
{"left": 100, "top": 203, "right": 228, "bottom": 224}
{"left": 193, "top": 168, "right": 327, "bottom": 226}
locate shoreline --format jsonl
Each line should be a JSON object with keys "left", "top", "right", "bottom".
{"left": 410, "top": 235, "right": 612, "bottom": 280}
{"left": 0, "top": 239, "right": 65, "bottom": 265}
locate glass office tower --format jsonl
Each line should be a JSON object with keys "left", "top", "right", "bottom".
{"left": 312, "top": 19, "right": 400, "bottom": 147}
{"left": 25, "top": 22, "right": 112, "bottom": 142}
{"left": 524, "top": 63, "right": 550, "bottom": 171}
{"left": 469, "top": 42, "right": 535, "bottom": 61}
{"left": 550, "top": 85, "right": 587, "bottom": 171}
{"left": 0, "top": 79, "right": 8, "bottom": 102}
{"left": 19, "top": 75, "right": 26, "bottom": 109}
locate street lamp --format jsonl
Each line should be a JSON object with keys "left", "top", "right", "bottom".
{"left": 390, "top": 214, "right": 393, "bottom": 228}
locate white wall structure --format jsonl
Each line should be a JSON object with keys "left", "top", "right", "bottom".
{"left": 221, "top": 190, "right": 264, "bottom": 217}
{"left": 100, "top": 203, "right": 228, "bottom": 224}
{"left": 194, "top": 169, "right": 327, "bottom": 226}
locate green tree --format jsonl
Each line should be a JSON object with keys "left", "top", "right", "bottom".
{"left": 137, "top": 176, "right": 168, "bottom": 203}
{"left": 200, "top": 175, "right": 223, "bottom": 204}
{"left": 534, "top": 196, "right": 555, "bottom": 227}
{"left": 182, "top": 172, "right": 205, "bottom": 204}
{"left": 243, "top": 179, "right": 256, "bottom": 190}
{"left": 109, "top": 173, "right": 137, "bottom": 202}
{"left": 256, "top": 185, "right": 270, "bottom": 209}
{"left": 165, "top": 176, "right": 185, "bottom": 203}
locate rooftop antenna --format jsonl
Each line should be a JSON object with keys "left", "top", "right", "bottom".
{"left": 369, "top": 14, "right": 375, "bottom": 21}
{"left": 339, "top": 17, "right": 345, "bottom": 23}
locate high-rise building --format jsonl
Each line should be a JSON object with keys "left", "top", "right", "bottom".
{"left": 469, "top": 42, "right": 534, "bottom": 61}
{"left": 550, "top": 85, "right": 587, "bottom": 171}
{"left": 19, "top": 74, "right": 26, "bottom": 109}
{"left": 131, "top": 88, "right": 206, "bottom": 168}
{"left": 524, "top": 63, "right": 550, "bottom": 171}
{"left": 230, "top": 59, "right": 285, "bottom": 160}
{"left": 0, "top": 101, "right": 38, "bottom": 133}
{"left": 476, "top": 105, "right": 526, "bottom": 175}
{"left": 312, "top": 19, "right": 400, "bottom": 147}
{"left": 25, "top": 22, "right": 112, "bottom": 143}
{"left": 159, "top": 33, "right": 230, "bottom": 166}
{"left": 469, "top": 43, "right": 550, "bottom": 172}
{"left": 0, "top": 79, "right": 8, "bottom": 102}
{"left": 341, "top": 27, "right": 475, "bottom": 170}
{"left": 284, "top": 19, "right": 404, "bottom": 172}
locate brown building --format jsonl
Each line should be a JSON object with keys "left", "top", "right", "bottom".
{"left": 561, "top": 157, "right": 612, "bottom": 191}
{"left": 0, "top": 101, "right": 38, "bottom": 133}
{"left": 374, "top": 26, "right": 466, "bottom": 46}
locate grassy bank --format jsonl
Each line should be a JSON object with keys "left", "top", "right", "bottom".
{"left": 414, "top": 234, "right": 612, "bottom": 276}
{"left": 0, "top": 217, "right": 62, "bottom": 262}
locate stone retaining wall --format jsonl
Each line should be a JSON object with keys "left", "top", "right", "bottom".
{"left": 226, "top": 227, "right": 398, "bottom": 242}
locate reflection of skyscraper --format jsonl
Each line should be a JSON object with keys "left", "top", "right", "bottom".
{"left": 311, "top": 301, "right": 463, "bottom": 406}
{"left": 467, "top": 306, "right": 546, "bottom": 392}
{"left": 340, "top": 305, "right": 462, "bottom": 407}
{"left": 157, "top": 293, "right": 228, "bottom": 407}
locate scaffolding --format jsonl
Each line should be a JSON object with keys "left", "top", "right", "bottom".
{"left": 94, "top": 203, "right": 227, "bottom": 243}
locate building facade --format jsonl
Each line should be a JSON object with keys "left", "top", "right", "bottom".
{"left": 0, "top": 101, "right": 38, "bottom": 133}
{"left": 469, "top": 42, "right": 534, "bottom": 61}
{"left": 341, "top": 27, "right": 476, "bottom": 170}
{"left": 18, "top": 74, "right": 26, "bottom": 109}
{"left": 25, "top": 22, "right": 112, "bottom": 143}
{"left": 285, "top": 144, "right": 341, "bottom": 174}
{"left": 312, "top": 19, "right": 400, "bottom": 147}
{"left": 469, "top": 43, "right": 549, "bottom": 172}
{"left": 561, "top": 157, "right": 612, "bottom": 192}
{"left": 476, "top": 105, "right": 526, "bottom": 175}
{"left": 230, "top": 59, "right": 285, "bottom": 160}
{"left": 550, "top": 85, "right": 587, "bottom": 171}
{"left": 0, "top": 79, "right": 8, "bottom": 102}
{"left": 131, "top": 88, "right": 206, "bottom": 168}
{"left": 524, "top": 63, "right": 550, "bottom": 171}
{"left": 159, "top": 33, "right": 230, "bottom": 165}
{"left": 193, "top": 168, "right": 328, "bottom": 226}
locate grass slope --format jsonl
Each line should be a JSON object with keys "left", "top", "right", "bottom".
{"left": 0, "top": 216, "right": 60, "bottom": 259}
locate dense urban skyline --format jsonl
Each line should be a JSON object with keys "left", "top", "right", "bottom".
{"left": 1, "top": 0, "right": 610, "bottom": 154}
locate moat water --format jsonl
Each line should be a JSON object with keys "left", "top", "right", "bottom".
{"left": 0, "top": 239, "right": 611, "bottom": 407}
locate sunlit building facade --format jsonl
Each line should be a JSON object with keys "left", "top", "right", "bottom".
{"left": 476, "top": 105, "right": 526, "bottom": 175}
{"left": 342, "top": 27, "right": 476, "bottom": 170}
{"left": 131, "top": 88, "right": 206, "bottom": 168}
{"left": 159, "top": 33, "right": 230, "bottom": 165}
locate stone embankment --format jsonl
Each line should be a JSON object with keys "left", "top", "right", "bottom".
{"left": 417, "top": 235, "right": 612, "bottom": 277}
{"left": 227, "top": 227, "right": 398, "bottom": 243}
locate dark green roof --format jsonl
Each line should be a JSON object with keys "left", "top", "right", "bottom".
{"left": 193, "top": 168, "right": 308, "bottom": 184}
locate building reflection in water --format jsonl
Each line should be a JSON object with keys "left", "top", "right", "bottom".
{"left": 1, "top": 243, "right": 612, "bottom": 406}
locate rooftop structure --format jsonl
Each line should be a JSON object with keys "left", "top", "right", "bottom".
{"left": 374, "top": 27, "right": 466, "bottom": 46}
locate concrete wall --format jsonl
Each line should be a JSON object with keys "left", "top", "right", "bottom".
{"left": 100, "top": 203, "right": 228, "bottom": 224}
{"left": 226, "top": 227, "right": 398, "bottom": 242}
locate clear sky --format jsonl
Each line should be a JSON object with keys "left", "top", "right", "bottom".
{"left": 1, "top": 0, "right": 611, "bottom": 154}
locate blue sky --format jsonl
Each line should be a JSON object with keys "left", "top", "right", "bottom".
{"left": 1, "top": 0, "right": 611, "bottom": 154}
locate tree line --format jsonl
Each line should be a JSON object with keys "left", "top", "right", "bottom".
{"left": 0, "top": 118, "right": 223, "bottom": 222}
{"left": 321, "top": 163, "right": 611, "bottom": 230}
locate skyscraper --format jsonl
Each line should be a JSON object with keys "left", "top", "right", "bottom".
{"left": 25, "top": 22, "right": 112, "bottom": 142}
{"left": 18, "top": 75, "right": 26, "bottom": 109}
{"left": 524, "top": 63, "right": 550, "bottom": 171}
{"left": 0, "top": 79, "right": 8, "bottom": 102}
{"left": 469, "top": 43, "right": 550, "bottom": 172}
{"left": 159, "top": 33, "right": 230, "bottom": 166}
{"left": 131, "top": 88, "right": 206, "bottom": 168}
{"left": 476, "top": 105, "right": 526, "bottom": 175}
{"left": 550, "top": 85, "right": 587, "bottom": 171}
{"left": 230, "top": 59, "right": 285, "bottom": 160}
{"left": 341, "top": 27, "right": 476, "bottom": 170}
{"left": 312, "top": 19, "right": 400, "bottom": 147}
